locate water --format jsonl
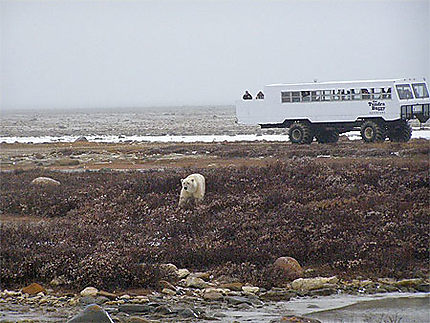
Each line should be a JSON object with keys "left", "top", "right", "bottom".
{"left": 1, "top": 293, "right": 428, "bottom": 323}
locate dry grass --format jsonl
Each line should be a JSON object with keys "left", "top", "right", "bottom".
{"left": 0, "top": 141, "right": 429, "bottom": 291}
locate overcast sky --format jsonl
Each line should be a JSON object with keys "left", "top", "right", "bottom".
{"left": 1, "top": 0, "right": 429, "bottom": 110}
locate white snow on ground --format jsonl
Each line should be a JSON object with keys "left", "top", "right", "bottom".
{"left": 1, "top": 130, "right": 429, "bottom": 144}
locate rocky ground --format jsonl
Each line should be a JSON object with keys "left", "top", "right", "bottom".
{"left": 1, "top": 106, "right": 427, "bottom": 139}
{"left": 1, "top": 273, "right": 428, "bottom": 322}
{"left": 0, "top": 106, "right": 260, "bottom": 137}
{"left": 1, "top": 137, "right": 429, "bottom": 171}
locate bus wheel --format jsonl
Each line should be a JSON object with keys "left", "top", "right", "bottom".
{"left": 360, "top": 121, "right": 386, "bottom": 143}
{"left": 316, "top": 130, "right": 339, "bottom": 144}
{"left": 288, "top": 122, "right": 313, "bottom": 144}
{"left": 387, "top": 120, "right": 412, "bottom": 142}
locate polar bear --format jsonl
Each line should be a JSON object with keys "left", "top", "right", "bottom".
{"left": 179, "top": 173, "right": 205, "bottom": 208}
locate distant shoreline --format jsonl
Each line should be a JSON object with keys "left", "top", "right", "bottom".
{"left": 0, "top": 105, "right": 234, "bottom": 115}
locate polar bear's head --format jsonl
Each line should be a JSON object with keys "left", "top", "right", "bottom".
{"left": 181, "top": 177, "right": 197, "bottom": 193}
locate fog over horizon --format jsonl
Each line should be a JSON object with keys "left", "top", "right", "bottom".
{"left": 1, "top": 0, "right": 429, "bottom": 110}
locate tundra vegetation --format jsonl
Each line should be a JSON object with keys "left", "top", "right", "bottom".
{"left": 0, "top": 140, "right": 429, "bottom": 292}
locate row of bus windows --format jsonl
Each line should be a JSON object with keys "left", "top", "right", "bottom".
{"left": 281, "top": 88, "right": 392, "bottom": 103}
{"left": 397, "top": 83, "right": 429, "bottom": 100}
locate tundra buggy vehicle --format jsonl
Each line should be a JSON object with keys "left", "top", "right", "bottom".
{"left": 236, "top": 79, "right": 429, "bottom": 144}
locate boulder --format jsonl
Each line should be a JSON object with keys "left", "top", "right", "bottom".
{"left": 159, "top": 280, "right": 176, "bottom": 291}
{"left": 125, "top": 317, "right": 152, "bottom": 323}
{"left": 154, "top": 305, "right": 172, "bottom": 315}
{"left": 160, "top": 263, "right": 178, "bottom": 273}
{"left": 176, "top": 268, "right": 190, "bottom": 279}
{"left": 67, "top": 304, "right": 114, "bottom": 323}
{"left": 260, "top": 289, "right": 294, "bottom": 301}
{"left": 219, "top": 282, "right": 243, "bottom": 291}
{"left": 79, "top": 296, "right": 99, "bottom": 306}
{"left": 309, "top": 287, "right": 337, "bottom": 296}
{"left": 274, "top": 257, "right": 303, "bottom": 279}
{"left": 271, "top": 315, "right": 321, "bottom": 323}
{"left": 291, "top": 276, "right": 339, "bottom": 291}
{"left": 21, "top": 283, "right": 46, "bottom": 296}
{"left": 178, "top": 308, "right": 198, "bottom": 318}
{"left": 417, "top": 283, "right": 430, "bottom": 292}
{"left": 225, "top": 296, "right": 256, "bottom": 306}
{"left": 185, "top": 276, "right": 208, "bottom": 289}
{"left": 118, "top": 304, "right": 152, "bottom": 314}
{"left": 50, "top": 277, "right": 66, "bottom": 286}
{"left": 394, "top": 278, "right": 424, "bottom": 288}
{"left": 203, "top": 290, "right": 223, "bottom": 301}
{"left": 190, "top": 272, "right": 211, "bottom": 281}
{"left": 80, "top": 287, "right": 99, "bottom": 297}
{"left": 97, "top": 290, "right": 117, "bottom": 300}
{"left": 242, "top": 286, "right": 259, "bottom": 294}
{"left": 161, "top": 288, "right": 176, "bottom": 296}
{"left": 31, "top": 177, "right": 60, "bottom": 186}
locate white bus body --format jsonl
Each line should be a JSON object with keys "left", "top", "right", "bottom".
{"left": 236, "top": 79, "right": 429, "bottom": 143}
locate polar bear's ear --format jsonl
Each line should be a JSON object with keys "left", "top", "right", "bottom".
{"left": 180, "top": 179, "right": 184, "bottom": 184}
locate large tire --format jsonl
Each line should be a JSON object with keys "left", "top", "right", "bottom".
{"left": 360, "top": 120, "right": 386, "bottom": 143}
{"left": 387, "top": 120, "right": 412, "bottom": 142}
{"left": 288, "top": 122, "right": 313, "bottom": 144}
{"left": 316, "top": 130, "right": 339, "bottom": 144}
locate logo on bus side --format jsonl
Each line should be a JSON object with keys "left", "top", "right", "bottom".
{"left": 368, "top": 100, "right": 386, "bottom": 112}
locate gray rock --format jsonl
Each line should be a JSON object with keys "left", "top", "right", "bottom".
{"left": 417, "top": 283, "right": 430, "bottom": 292}
{"left": 31, "top": 177, "right": 61, "bottom": 186}
{"left": 79, "top": 296, "right": 99, "bottom": 306}
{"left": 125, "top": 317, "right": 152, "bottom": 323}
{"left": 185, "top": 276, "right": 208, "bottom": 289}
{"left": 382, "top": 284, "right": 399, "bottom": 292}
{"left": 176, "top": 268, "right": 190, "bottom": 279}
{"left": 118, "top": 304, "right": 152, "bottom": 314}
{"left": 225, "top": 296, "right": 254, "bottom": 306}
{"left": 291, "top": 276, "right": 339, "bottom": 291}
{"left": 124, "top": 317, "right": 153, "bottom": 323}
{"left": 394, "top": 278, "right": 423, "bottom": 288}
{"left": 154, "top": 305, "right": 173, "bottom": 315}
{"left": 80, "top": 287, "right": 98, "bottom": 297}
{"left": 237, "top": 303, "right": 253, "bottom": 310}
{"left": 260, "top": 290, "right": 294, "bottom": 301}
{"left": 67, "top": 304, "right": 114, "bottom": 323}
{"left": 178, "top": 308, "right": 198, "bottom": 318}
{"left": 270, "top": 315, "right": 322, "bottom": 323}
{"left": 309, "top": 288, "right": 337, "bottom": 296}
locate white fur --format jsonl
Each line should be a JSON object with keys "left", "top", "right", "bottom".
{"left": 179, "top": 173, "right": 205, "bottom": 208}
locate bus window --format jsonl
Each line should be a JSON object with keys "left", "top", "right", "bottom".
{"left": 412, "top": 83, "right": 429, "bottom": 98}
{"left": 341, "top": 89, "right": 350, "bottom": 100}
{"left": 292, "top": 92, "right": 300, "bottom": 102}
{"left": 311, "top": 91, "right": 321, "bottom": 101}
{"left": 332, "top": 90, "right": 340, "bottom": 101}
{"left": 396, "top": 84, "right": 413, "bottom": 100}
{"left": 371, "top": 88, "right": 382, "bottom": 100}
{"left": 302, "top": 91, "right": 310, "bottom": 102}
{"left": 281, "top": 91, "right": 291, "bottom": 103}
{"left": 321, "top": 90, "right": 331, "bottom": 101}
{"left": 351, "top": 89, "right": 361, "bottom": 100}
{"left": 361, "top": 88, "right": 370, "bottom": 100}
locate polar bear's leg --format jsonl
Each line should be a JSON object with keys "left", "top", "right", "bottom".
{"left": 194, "top": 196, "right": 204, "bottom": 206}
{"left": 178, "top": 195, "right": 187, "bottom": 208}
